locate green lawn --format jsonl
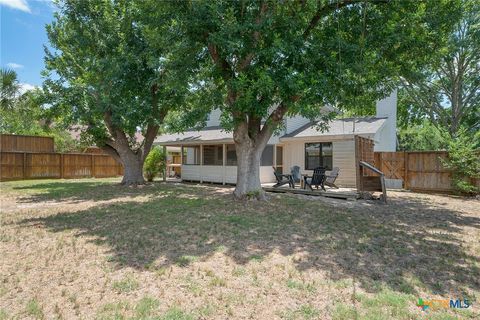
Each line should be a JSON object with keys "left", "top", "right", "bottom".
{"left": 0, "top": 178, "right": 479, "bottom": 319}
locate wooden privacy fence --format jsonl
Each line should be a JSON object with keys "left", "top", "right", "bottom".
{"left": 0, "top": 134, "right": 54, "bottom": 153}
{"left": 373, "top": 151, "right": 480, "bottom": 192}
{"left": 1, "top": 152, "right": 123, "bottom": 181}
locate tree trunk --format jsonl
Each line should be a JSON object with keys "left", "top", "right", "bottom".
{"left": 232, "top": 120, "right": 272, "bottom": 200}
{"left": 234, "top": 141, "right": 265, "bottom": 200}
{"left": 117, "top": 147, "right": 145, "bottom": 185}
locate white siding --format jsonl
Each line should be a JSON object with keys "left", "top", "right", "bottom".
{"left": 182, "top": 165, "right": 201, "bottom": 181}
{"left": 225, "top": 166, "right": 237, "bottom": 184}
{"left": 181, "top": 165, "right": 275, "bottom": 184}
{"left": 375, "top": 90, "right": 397, "bottom": 151}
{"left": 331, "top": 140, "right": 356, "bottom": 187}
{"left": 282, "top": 138, "right": 357, "bottom": 187}
{"left": 200, "top": 166, "right": 224, "bottom": 183}
{"left": 260, "top": 166, "right": 276, "bottom": 183}
{"left": 206, "top": 108, "right": 222, "bottom": 127}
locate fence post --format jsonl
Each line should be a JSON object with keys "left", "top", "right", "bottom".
{"left": 60, "top": 154, "right": 64, "bottom": 178}
{"left": 91, "top": 154, "right": 95, "bottom": 178}
{"left": 23, "top": 152, "right": 27, "bottom": 179}
{"left": 404, "top": 151, "right": 408, "bottom": 189}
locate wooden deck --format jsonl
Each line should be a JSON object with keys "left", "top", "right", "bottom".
{"left": 263, "top": 186, "right": 359, "bottom": 201}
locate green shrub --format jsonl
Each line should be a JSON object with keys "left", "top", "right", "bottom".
{"left": 441, "top": 129, "right": 480, "bottom": 195}
{"left": 143, "top": 146, "right": 165, "bottom": 182}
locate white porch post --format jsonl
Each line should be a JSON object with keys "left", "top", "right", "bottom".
{"left": 163, "top": 145, "right": 167, "bottom": 182}
{"left": 180, "top": 146, "right": 184, "bottom": 181}
{"left": 222, "top": 143, "right": 226, "bottom": 185}
{"left": 273, "top": 144, "right": 277, "bottom": 170}
{"left": 200, "top": 144, "right": 203, "bottom": 183}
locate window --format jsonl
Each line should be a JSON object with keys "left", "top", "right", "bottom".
{"left": 226, "top": 144, "right": 237, "bottom": 166}
{"left": 203, "top": 145, "right": 223, "bottom": 165}
{"left": 305, "top": 142, "right": 332, "bottom": 170}
{"left": 183, "top": 146, "right": 200, "bottom": 165}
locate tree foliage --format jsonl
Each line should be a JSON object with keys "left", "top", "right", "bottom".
{"left": 400, "top": 0, "right": 479, "bottom": 137}
{"left": 397, "top": 120, "right": 447, "bottom": 151}
{"left": 0, "top": 68, "right": 79, "bottom": 152}
{"left": 441, "top": 129, "right": 480, "bottom": 195}
{"left": 44, "top": 0, "right": 192, "bottom": 184}
{"left": 0, "top": 68, "right": 21, "bottom": 110}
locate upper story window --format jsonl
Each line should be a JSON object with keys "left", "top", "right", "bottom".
{"left": 305, "top": 142, "right": 332, "bottom": 170}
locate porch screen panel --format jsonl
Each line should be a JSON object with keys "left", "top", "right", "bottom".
{"left": 226, "top": 144, "right": 237, "bottom": 166}
{"left": 305, "top": 142, "right": 332, "bottom": 170}
{"left": 276, "top": 146, "right": 283, "bottom": 165}
{"left": 203, "top": 145, "right": 223, "bottom": 165}
{"left": 183, "top": 146, "right": 200, "bottom": 165}
{"left": 275, "top": 146, "right": 283, "bottom": 174}
{"left": 260, "top": 145, "right": 274, "bottom": 166}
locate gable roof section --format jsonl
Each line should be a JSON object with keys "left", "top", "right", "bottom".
{"left": 281, "top": 117, "right": 387, "bottom": 140}
{"left": 154, "top": 126, "right": 233, "bottom": 145}
{"left": 154, "top": 117, "right": 387, "bottom": 145}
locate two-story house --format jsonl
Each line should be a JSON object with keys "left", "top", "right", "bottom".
{"left": 154, "top": 90, "right": 397, "bottom": 187}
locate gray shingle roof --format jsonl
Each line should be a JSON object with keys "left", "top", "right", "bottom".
{"left": 154, "top": 117, "right": 387, "bottom": 145}
{"left": 281, "top": 117, "right": 387, "bottom": 139}
{"left": 154, "top": 126, "right": 233, "bottom": 145}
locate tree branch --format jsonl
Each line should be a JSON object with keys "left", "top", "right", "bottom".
{"left": 303, "top": 0, "right": 355, "bottom": 39}
{"left": 256, "top": 101, "right": 290, "bottom": 146}
{"left": 207, "top": 43, "right": 234, "bottom": 80}
{"left": 237, "top": 2, "right": 268, "bottom": 71}
{"left": 100, "top": 142, "right": 122, "bottom": 164}
{"left": 302, "top": 0, "right": 389, "bottom": 39}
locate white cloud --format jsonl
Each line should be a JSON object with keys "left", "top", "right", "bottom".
{"left": 0, "top": 0, "right": 31, "bottom": 13}
{"left": 6, "top": 62, "right": 24, "bottom": 69}
{"left": 19, "top": 83, "right": 36, "bottom": 94}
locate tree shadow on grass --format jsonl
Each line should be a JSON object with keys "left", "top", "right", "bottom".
{"left": 17, "top": 183, "right": 480, "bottom": 297}
{"left": 11, "top": 180, "right": 190, "bottom": 203}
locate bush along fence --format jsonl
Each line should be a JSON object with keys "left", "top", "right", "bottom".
{"left": 0, "top": 151, "right": 123, "bottom": 181}
{"left": 373, "top": 151, "right": 480, "bottom": 193}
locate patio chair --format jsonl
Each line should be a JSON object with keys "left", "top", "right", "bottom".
{"left": 290, "top": 166, "right": 301, "bottom": 185}
{"left": 324, "top": 167, "right": 340, "bottom": 189}
{"left": 272, "top": 166, "right": 294, "bottom": 188}
{"left": 304, "top": 167, "right": 326, "bottom": 191}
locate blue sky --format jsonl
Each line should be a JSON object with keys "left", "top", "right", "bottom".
{"left": 1, "top": 0, "right": 55, "bottom": 91}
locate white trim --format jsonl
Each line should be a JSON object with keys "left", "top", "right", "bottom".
{"left": 199, "top": 144, "right": 203, "bottom": 183}
{"left": 222, "top": 143, "right": 226, "bottom": 185}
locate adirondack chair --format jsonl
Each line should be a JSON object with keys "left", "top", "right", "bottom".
{"left": 272, "top": 167, "right": 294, "bottom": 188}
{"left": 324, "top": 167, "right": 340, "bottom": 189}
{"left": 303, "top": 167, "right": 326, "bottom": 191}
{"left": 291, "top": 166, "right": 301, "bottom": 185}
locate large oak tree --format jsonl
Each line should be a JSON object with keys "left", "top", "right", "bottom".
{"left": 44, "top": 0, "right": 192, "bottom": 184}
{"left": 148, "top": 0, "right": 461, "bottom": 199}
